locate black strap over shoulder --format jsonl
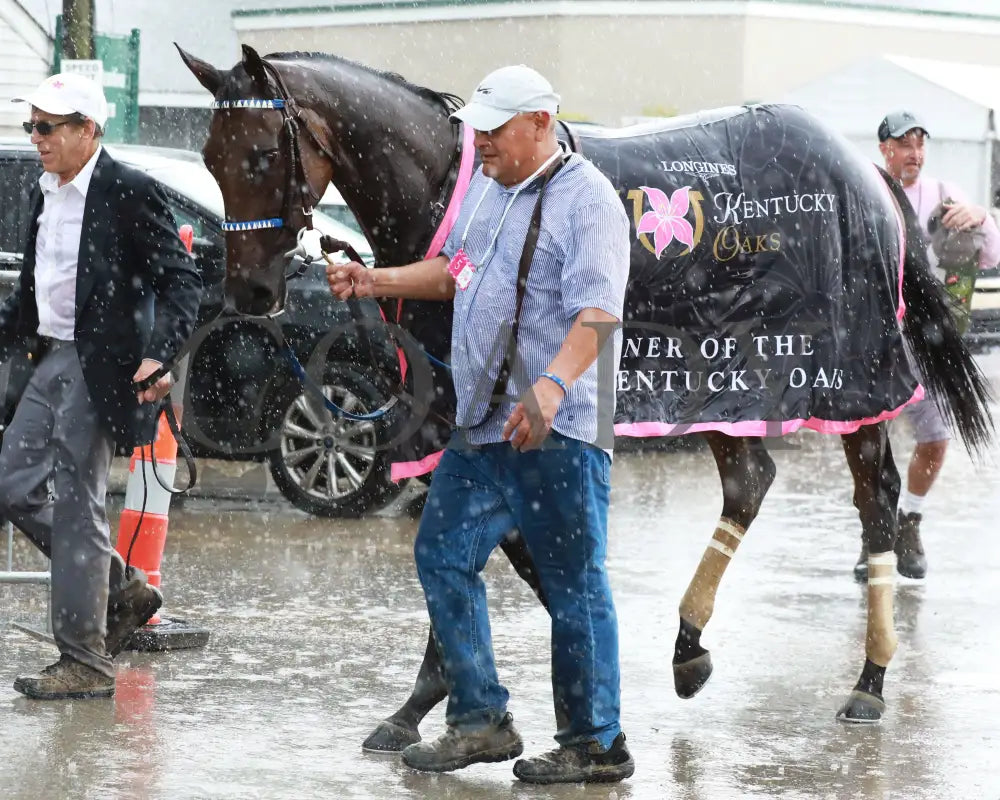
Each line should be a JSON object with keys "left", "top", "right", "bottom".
{"left": 481, "top": 151, "right": 572, "bottom": 421}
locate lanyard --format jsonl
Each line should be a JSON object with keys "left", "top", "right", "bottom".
{"left": 460, "top": 148, "right": 564, "bottom": 266}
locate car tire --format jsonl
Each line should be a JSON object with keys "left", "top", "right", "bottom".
{"left": 266, "top": 364, "right": 401, "bottom": 517}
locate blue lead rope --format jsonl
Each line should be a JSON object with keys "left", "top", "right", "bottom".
{"left": 278, "top": 334, "right": 450, "bottom": 422}
{"left": 275, "top": 236, "right": 453, "bottom": 421}
{"left": 279, "top": 339, "right": 399, "bottom": 422}
{"left": 423, "top": 350, "right": 451, "bottom": 371}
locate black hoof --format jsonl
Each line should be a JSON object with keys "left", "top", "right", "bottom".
{"left": 836, "top": 690, "right": 885, "bottom": 724}
{"left": 896, "top": 553, "right": 927, "bottom": 580}
{"left": 362, "top": 719, "right": 421, "bottom": 752}
{"left": 673, "top": 652, "right": 713, "bottom": 699}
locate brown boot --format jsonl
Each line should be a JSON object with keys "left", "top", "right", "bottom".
{"left": 105, "top": 575, "right": 163, "bottom": 657}
{"left": 514, "top": 732, "right": 635, "bottom": 784}
{"left": 895, "top": 511, "right": 927, "bottom": 579}
{"left": 14, "top": 655, "right": 114, "bottom": 700}
{"left": 401, "top": 712, "right": 523, "bottom": 772}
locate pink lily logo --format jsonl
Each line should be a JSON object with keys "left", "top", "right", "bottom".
{"left": 636, "top": 185, "right": 695, "bottom": 258}
{"left": 51, "top": 80, "right": 64, "bottom": 89}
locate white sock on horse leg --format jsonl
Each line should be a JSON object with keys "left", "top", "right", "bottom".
{"left": 866, "top": 551, "right": 898, "bottom": 668}
{"left": 679, "top": 518, "right": 746, "bottom": 631}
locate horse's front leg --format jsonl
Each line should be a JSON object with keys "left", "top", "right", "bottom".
{"left": 362, "top": 530, "right": 548, "bottom": 751}
{"left": 837, "top": 423, "right": 901, "bottom": 723}
{"left": 673, "top": 433, "right": 776, "bottom": 698}
{"left": 362, "top": 627, "right": 447, "bottom": 752}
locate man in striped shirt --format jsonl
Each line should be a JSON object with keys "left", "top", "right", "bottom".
{"left": 327, "top": 65, "right": 633, "bottom": 784}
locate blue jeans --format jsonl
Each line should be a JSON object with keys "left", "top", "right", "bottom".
{"left": 413, "top": 431, "right": 621, "bottom": 749}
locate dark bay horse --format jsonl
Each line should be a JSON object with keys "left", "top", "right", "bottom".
{"left": 176, "top": 44, "right": 992, "bottom": 744}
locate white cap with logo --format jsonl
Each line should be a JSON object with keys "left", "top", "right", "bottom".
{"left": 450, "top": 65, "right": 560, "bottom": 132}
{"left": 12, "top": 73, "right": 109, "bottom": 129}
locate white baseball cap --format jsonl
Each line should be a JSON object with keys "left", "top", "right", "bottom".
{"left": 450, "top": 65, "right": 560, "bottom": 132}
{"left": 12, "top": 73, "right": 109, "bottom": 129}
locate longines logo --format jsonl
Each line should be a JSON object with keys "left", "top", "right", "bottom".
{"left": 659, "top": 159, "right": 736, "bottom": 178}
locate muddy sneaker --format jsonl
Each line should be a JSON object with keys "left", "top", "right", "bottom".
{"left": 895, "top": 511, "right": 927, "bottom": 579}
{"left": 401, "top": 712, "right": 523, "bottom": 772}
{"left": 14, "top": 655, "right": 114, "bottom": 700}
{"left": 513, "top": 731, "right": 635, "bottom": 784}
{"left": 105, "top": 576, "right": 163, "bottom": 657}
{"left": 853, "top": 542, "right": 869, "bottom": 583}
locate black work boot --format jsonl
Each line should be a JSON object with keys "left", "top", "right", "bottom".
{"left": 895, "top": 511, "right": 927, "bottom": 579}
{"left": 105, "top": 568, "right": 163, "bottom": 657}
{"left": 853, "top": 542, "right": 869, "bottom": 583}
{"left": 513, "top": 731, "right": 635, "bottom": 784}
{"left": 14, "top": 655, "right": 114, "bottom": 700}
{"left": 401, "top": 712, "right": 523, "bottom": 772}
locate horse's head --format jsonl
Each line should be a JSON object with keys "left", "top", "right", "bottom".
{"left": 177, "top": 44, "right": 335, "bottom": 316}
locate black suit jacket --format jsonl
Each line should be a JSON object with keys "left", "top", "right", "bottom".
{"left": 0, "top": 148, "right": 203, "bottom": 449}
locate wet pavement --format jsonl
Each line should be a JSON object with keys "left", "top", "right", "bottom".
{"left": 3, "top": 357, "right": 1000, "bottom": 799}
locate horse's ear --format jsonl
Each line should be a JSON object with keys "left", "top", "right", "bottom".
{"left": 241, "top": 44, "right": 269, "bottom": 90}
{"left": 175, "top": 43, "right": 224, "bottom": 95}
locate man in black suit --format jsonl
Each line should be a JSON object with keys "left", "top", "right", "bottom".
{"left": 0, "top": 73, "right": 202, "bottom": 699}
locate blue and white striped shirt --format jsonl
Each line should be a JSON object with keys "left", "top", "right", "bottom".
{"left": 442, "top": 150, "right": 631, "bottom": 448}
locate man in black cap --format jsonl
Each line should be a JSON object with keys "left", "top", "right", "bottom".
{"left": 854, "top": 110, "right": 1000, "bottom": 582}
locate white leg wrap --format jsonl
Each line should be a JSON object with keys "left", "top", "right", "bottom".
{"left": 707, "top": 539, "right": 736, "bottom": 559}
{"left": 866, "top": 551, "right": 898, "bottom": 667}
{"left": 680, "top": 518, "right": 746, "bottom": 630}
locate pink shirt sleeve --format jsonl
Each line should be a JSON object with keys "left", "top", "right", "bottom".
{"left": 977, "top": 212, "right": 1000, "bottom": 269}
{"left": 939, "top": 180, "right": 1000, "bottom": 269}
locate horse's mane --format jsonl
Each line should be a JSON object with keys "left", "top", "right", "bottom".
{"left": 264, "top": 51, "right": 465, "bottom": 115}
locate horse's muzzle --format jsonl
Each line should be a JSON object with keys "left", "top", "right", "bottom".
{"left": 225, "top": 276, "right": 286, "bottom": 318}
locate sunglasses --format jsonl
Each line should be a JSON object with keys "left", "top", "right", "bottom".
{"left": 22, "top": 120, "right": 72, "bottom": 136}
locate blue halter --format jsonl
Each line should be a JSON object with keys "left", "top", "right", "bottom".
{"left": 211, "top": 97, "right": 302, "bottom": 233}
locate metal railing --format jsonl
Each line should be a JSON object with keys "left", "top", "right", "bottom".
{"left": 1, "top": 520, "right": 50, "bottom": 585}
{"left": 1, "top": 520, "right": 52, "bottom": 641}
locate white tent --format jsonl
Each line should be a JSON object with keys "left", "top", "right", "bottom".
{"left": 778, "top": 54, "right": 1000, "bottom": 208}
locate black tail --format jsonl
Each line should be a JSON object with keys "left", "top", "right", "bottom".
{"left": 877, "top": 166, "right": 994, "bottom": 453}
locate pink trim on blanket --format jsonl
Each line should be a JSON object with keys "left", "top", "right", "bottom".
{"left": 614, "top": 385, "right": 925, "bottom": 439}
{"left": 391, "top": 449, "right": 444, "bottom": 482}
{"left": 388, "top": 387, "right": 925, "bottom": 480}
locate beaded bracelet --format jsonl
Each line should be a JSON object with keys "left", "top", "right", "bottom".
{"left": 540, "top": 371, "right": 568, "bottom": 395}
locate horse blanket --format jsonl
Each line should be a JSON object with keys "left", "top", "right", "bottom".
{"left": 391, "top": 104, "right": 922, "bottom": 476}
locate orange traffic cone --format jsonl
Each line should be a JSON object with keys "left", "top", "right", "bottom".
{"left": 110, "top": 223, "right": 208, "bottom": 652}
{"left": 112, "top": 408, "right": 208, "bottom": 652}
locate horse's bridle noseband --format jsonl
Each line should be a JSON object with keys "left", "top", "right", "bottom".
{"left": 213, "top": 61, "right": 337, "bottom": 238}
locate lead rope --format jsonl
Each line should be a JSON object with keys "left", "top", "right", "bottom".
{"left": 123, "top": 388, "right": 198, "bottom": 571}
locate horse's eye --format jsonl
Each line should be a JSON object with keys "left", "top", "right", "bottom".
{"left": 246, "top": 147, "right": 280, "bottom": 176}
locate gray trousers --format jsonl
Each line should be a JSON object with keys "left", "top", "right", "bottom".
{"left": 0, "top": 341, "right": 122, "bottom": 677}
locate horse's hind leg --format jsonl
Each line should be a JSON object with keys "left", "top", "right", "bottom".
{"left": 673, "top": 433, "right": 776, "bottom": 698}
{"left": 837, "top": 423, "right": 901, "bottom": 724}
{"left": 362, "top": 530, "right": 548, "bottom": 751}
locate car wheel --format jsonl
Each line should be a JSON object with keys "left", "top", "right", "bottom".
{"left": 266, "top": 365, "right": 401, "bottom": 517}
